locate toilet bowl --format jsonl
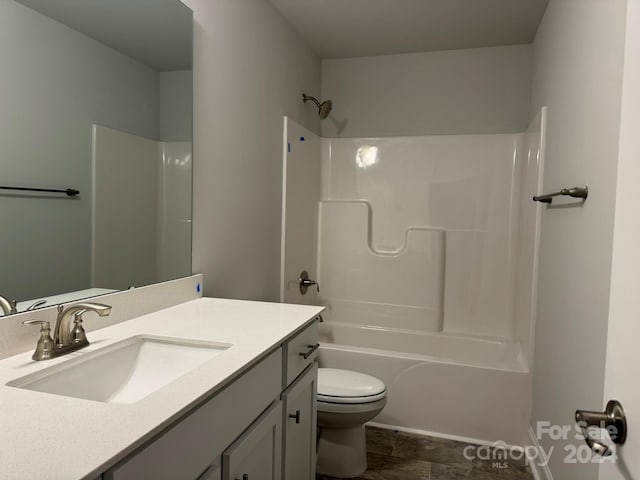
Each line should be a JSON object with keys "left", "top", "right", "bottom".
{"left": 316, "top": 368, "right": 387, "bottom": 478}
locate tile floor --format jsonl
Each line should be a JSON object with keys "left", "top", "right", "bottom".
{"left": 317, "top": 426, "right": 534, "bottom": 480}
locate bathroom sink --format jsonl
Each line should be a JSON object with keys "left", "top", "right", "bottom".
{"left": 7, "top": 335, "right": 232, "bottom": 404}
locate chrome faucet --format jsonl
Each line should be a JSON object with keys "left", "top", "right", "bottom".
{"left": 23, "top": 302, "right": 112, "bottom": 361}
{"left": 0, "top": 295, "right": 17, "bottom": 315}
{"left": 54, "top": 302, "right": 111, "bottom": 347}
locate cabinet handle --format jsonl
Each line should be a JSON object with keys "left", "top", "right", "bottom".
{"left": 299, "top": 343, "right": 319, "bottom": 359}
{"left": 234, "top": 475, "right": 249, "bottom": 480}
{"left": 288, "top": 410, "right": 301, "bottom": 424}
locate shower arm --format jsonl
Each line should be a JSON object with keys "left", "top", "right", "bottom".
{"left": 302, "top": 94, "right": 321, "bottom": 108}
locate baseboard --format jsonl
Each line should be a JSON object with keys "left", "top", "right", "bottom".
{"left": 366, "top": 421, "right": 521, "bottom": 449}
{"left": 527, "top": 427, "right": 554, "bottom": 480}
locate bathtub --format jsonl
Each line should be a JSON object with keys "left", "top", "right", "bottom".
{"left": 318, "top": 322, "right": 532, "bottom": 446}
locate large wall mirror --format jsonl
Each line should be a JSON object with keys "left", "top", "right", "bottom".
{"left": 0, "top": 0, "right": 193, "bottom": 316}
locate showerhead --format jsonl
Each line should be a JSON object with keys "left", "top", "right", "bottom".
{"left": 318, "top": 99, "right": 332, "bottom": 119}
{"left": 302, "top": 93, "right": 333, "bottom": 120}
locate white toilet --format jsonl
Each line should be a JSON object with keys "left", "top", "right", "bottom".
{"left": 316, "top": 368, "right": 387, "bottom": 478}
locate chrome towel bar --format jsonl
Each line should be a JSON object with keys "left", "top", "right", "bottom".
{"left": 533, "top": 186, "right": 588, "bottom": 204}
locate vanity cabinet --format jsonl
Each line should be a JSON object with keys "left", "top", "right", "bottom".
{"left": 103, "top": 349, "right": 282, "bottom": 480}
{"left": 102, "top": 320, "right": 319, "bottom": 480}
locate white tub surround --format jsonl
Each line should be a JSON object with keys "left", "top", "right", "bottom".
{"left": 317, "top": 113, "right": 545, "bottom": 351}
{"left": 281, "top": 110, "right": 546, "bottom": 446}
{"left": 0, "top": 296, "right": 323, "bottom": 479}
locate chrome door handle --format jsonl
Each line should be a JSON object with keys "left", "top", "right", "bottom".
{"left": 575, "top": 400, "right": 627, "bottom": 456}
{"left": 299, "top": 343, "right": 319, "bottom": 359}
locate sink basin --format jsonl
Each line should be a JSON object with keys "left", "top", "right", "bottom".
{"left": 7, "top": 335, "right": 232, "bottom": 404}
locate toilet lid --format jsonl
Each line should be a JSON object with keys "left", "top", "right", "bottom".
{"left": 317, "top": 368, "right": 387, "bottom": 404}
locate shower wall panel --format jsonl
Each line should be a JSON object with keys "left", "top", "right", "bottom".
{"left": 513, "top": 109, "right": 546, "bottom": 363}
{"left": 280, "top": 117, "right": 322, "bottom": 304}
{"left": 318, "top": 201, "right": 445, "bottom": 333}
{"left": 319, "top": 134, "right": 522, "bottom": 340}
{"left": 157, "top": 141, "right": 193, "bottom": 282}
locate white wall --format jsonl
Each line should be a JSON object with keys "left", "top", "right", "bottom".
{"left": 159, "top": 70, "right": 193, "bottom": 142}
{"left": 92, "top": 126, "right": 159, "bottom": 290}
{"left": 0, "top": 0, "right": 159, "bottom": 302}
{"left": 529, "top": 1, "right": 627, "bottom": 479}
{"left": 320, "top": 45, "right": 532, "bottom": 138}
{"left": 182, "top": 0, "right": 321, "bottom": 301}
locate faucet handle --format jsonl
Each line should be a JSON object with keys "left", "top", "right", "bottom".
{"left": 22, "top": 320, "right": 55, "bottom": 361}
{"left": 298, "top": 270, "right": 320, "bottom": 295}
{"left": 23, "top": 319, "right": 50, "bottom": 328}
{"left": 71, "top": 311, "right": 88, "bottom": 345}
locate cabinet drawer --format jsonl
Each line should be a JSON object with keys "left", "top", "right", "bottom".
{"left": 283, "top": 321, "right": 319, "bottom": 388}
{"left": 104, "top": 349, "right": 282, "bottom": 480}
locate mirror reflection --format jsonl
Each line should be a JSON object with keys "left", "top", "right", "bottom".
{"left": 0, "top": 0, "right": 193, "bottom": 315}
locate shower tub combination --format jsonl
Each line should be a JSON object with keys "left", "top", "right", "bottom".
{"left": 318, "top": 327, "right": 530, "bottom": 446}
{"left": 280, "top": 108, "right": 546, "bottom": 447}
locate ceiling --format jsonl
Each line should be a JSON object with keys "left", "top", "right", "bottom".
{"left": 15, "top": 0, "right": 192, "bottom": 71}
{"left": 269, "top": 0, "right": 549, "bottom": 59}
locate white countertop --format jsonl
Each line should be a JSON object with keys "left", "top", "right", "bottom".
{"left": 0, "top": 297, "right": 323, "bottom": 480}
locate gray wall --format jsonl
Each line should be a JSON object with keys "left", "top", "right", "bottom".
{"left": 183, "top": 0, "right": 321, "bottom": 301}
{"left": 159, "top": 70, "right": 193, "bottom": 142}
{"left": 0, "top": 0, "right": 159, "bottom": 302}
{"left": 529, "top": 1, "right": 627, "bottom": 478}
{"left": 320, "top": 44, "right": 532, "bottom": 137}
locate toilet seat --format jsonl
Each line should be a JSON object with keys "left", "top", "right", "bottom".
{"left": 317, "top": 368, "right": 387, "bottom": 404}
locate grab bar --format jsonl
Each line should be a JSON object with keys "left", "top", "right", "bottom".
{"left": 533, "top": 186, "right": 588, "bottom": 204}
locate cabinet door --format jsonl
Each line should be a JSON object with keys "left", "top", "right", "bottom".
{"left": 282, "top": 363, "right": 317, "bottom": 480}
{"left": 222, "top": 401, "right": 282, "bottom": 480}
{"left": 196, "top": 459, "right": 221, "bottom": 480}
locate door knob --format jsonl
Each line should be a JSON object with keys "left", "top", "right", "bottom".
{"left": 575, "top": 400, "right": 627, "bottom": 456}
